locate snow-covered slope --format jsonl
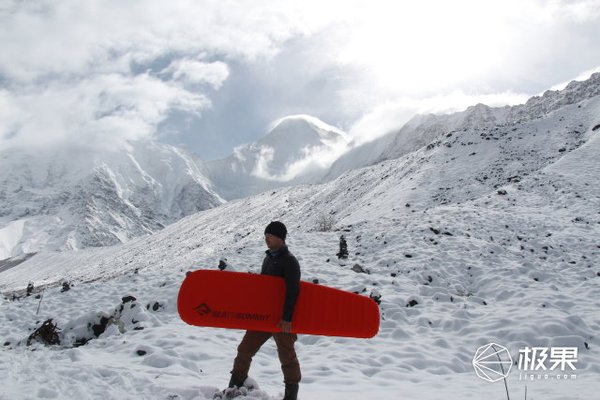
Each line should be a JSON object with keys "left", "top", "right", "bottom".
{"left": 326, "top": 72, "right": 600, "bottom": 180}
{"left": 1, "top": 75, "right": 600, "bottom": 399}
{"left": 207, "top": 115, "right": 350, "bottom": 200}
{"left": 0, "top": 140, "right": 224, "bottom": 259}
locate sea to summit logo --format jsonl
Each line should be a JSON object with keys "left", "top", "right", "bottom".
{"left": 194, "top": 303, "right": 212, "bottom": 316}
{"left": 472, "top": 343, "right": 513, "bottom": 383}
{"left": 194, "top": 302, "right": 270, "bottom": 322}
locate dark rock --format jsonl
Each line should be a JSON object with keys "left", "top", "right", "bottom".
{"left": 351, "top": 264, "right": 369, "bottom": 274}
{"left": 406, "top": 299, "right": 419, "bottom": 307}
{"left": 74, "top": 338, "right": 90, "bottom": 347}
{"left": 92, "top": 316, "right": 110, "bottom": 337}
{"left": 429, "top": 227, "right": 440, "bottom": 235}
{"left": 136, "top": 350, "right": 147, "bottom": 356}
{"left": 497, "top": 189, "right": 508, "bottom": 195}
{"left": 146, "top": 301, "right": 163, "bottom": 312}
{"left": 122, "top": 296, "right": 137, "bottom": 304}
{"left": 61, "top": 281, "right": 71, "bottom": 293}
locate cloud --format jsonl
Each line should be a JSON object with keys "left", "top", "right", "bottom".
{"left": 1, "top": 0, "right": 599, "bottom": 159}
{"left": 0, "top": 0, "right": 314, "bottom": 83}
{"left": 349, "top": 91, "right": 531, "bottom": 145}
{"left": 1, "top": 74, "right": 208, "bottom": 151}
{"left": 0, "top": 0, "right": 330, "bottom": 151}
{"left": 275, "top": 140, "right": 350, "bottom": 181}
{"left": 549, "top": 66, "right": 600, "bottom": 91}
{"left": 161, "top": 59, "right": 229, "bottom": 88}
{"left": 251, "top": 140, "right": 351, "bottom": 182}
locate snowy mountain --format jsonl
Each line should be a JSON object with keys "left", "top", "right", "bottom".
{"left": 206, "top": 115, "right": 351, "bottom": 200}
{"left": 0, "top": 140, "right": 224, "bottom": 259}
{"left": 326, "top": 72, "right": 600, "bottom": 179}
{"left": 1, "top": 74, "right": 600, "bottom": 399}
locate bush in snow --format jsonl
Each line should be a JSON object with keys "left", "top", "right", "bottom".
{"left": 370, "top": 290, "right": 382, "bottom": 305}
{"left": 23, "top": 295, "right": 151, "bottom": 348}
{"left": 26, "top": 319, "right": 61, "bottom": 346}
{"left": 316, "top": 213, "right": 335, "bottom": 232}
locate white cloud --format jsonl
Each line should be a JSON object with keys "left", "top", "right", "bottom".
{"left": 251, "top": 146, "right": 276, "bottom": 180}
{"left": 250, "top": 130, "right": 350, "bottom": 182}
{"left": 0, "top": 0, "right": 316, "bottom": 83}
{"left": 1, "top": 74, "right": 208, "bottom": 151}
{"left": 1, "top": 0, "right": 599, "bottom": 157}
{"left": 0, "top": 0, "right": 333, "bottom": 151}
{"left": 549, "top": 67, "right": 600, "bottom": 91}
{"left": 349, "top": 90, "right": 530, "bottom": 144}
{"left": 276, "top": 141, "right": 350, "bottom": 181}
{"left": 161, "top": 59, "right": 229, "bottom": 88}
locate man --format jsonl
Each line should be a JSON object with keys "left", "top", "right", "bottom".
{"left": 223, "top": 221, "right": 301, "bottom": 400}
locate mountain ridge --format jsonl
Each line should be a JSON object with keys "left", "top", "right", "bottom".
{"left": 0, "top": 140, "right": 224, "bottom": 259}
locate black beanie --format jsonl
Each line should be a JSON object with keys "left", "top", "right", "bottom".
{"left": 264, "top": 221, "right": 287, "bottom": 241}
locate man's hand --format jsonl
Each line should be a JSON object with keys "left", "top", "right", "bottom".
{"left": 277, "top": 320, "right": 292, "bottom": 333}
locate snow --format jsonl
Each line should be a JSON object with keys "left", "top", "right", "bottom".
{"left": 0, "top": 219, "right": 25, "bottom": 259}
{"left": 0, "top": 140, "right": 224, "bottom": 258}
{"left": 1, "top": 75, "right": 600, "bottom": 399}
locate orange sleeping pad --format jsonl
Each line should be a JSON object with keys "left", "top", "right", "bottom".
{"left": 178, "top": 270, "right": 380, "bottom": 339}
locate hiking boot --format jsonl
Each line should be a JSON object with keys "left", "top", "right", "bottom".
{"left": 214, "top": 375, "right": 260, "bottom": 399}
{"left": 282, "top": 383, "right": 299, "bottom": 400}
{"left": 228, "top": 374, "right": 246, "bottom": 389}
{"left": 213, "top": 375, "right": 248, "bottom": 399}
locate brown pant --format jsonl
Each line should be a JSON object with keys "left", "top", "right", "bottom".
{"left": 231, "top": 330, "right": 301, "bottom": 385}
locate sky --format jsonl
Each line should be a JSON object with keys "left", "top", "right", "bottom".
{"left": 1, "top": 0, "right": 600, "bottom": 160}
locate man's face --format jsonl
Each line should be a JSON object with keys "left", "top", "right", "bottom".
{"left": 265, "top": 233, "right": 284, "bottom": 251}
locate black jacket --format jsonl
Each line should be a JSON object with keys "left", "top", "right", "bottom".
{"left": 261, "top": 245, "right": 301, "bottom": 322}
